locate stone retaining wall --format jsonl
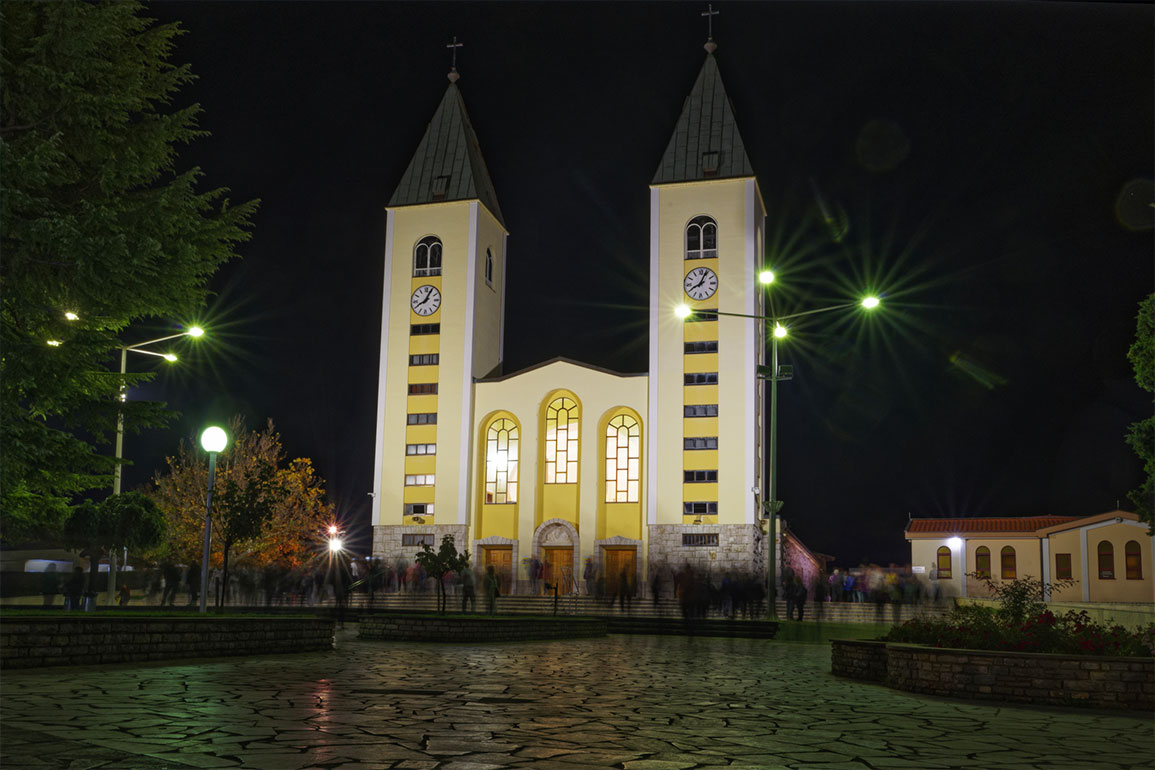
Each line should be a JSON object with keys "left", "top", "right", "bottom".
{"left": 1, "top": 617, "right": 334, "bottom": 669}
{"left": 360, "top": 614, "right": 606, "bottom": 642}
{"left": 831, "top": 639, "right": 1154, "bottom": 711}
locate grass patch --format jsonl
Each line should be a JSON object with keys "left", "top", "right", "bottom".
{"left": 771, "top": 620, "right": 892, "bottom": 644}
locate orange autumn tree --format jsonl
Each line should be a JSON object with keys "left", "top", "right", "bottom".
{"left": 147, "top": 417, "right": 333, "bottom": 599}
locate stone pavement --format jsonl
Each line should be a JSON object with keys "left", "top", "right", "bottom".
{"left": 1, "top": 627, "right": 1151, "bottom": 770}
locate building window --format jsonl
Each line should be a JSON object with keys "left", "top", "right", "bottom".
{"left": 408, "top": 383, "right": 438, "bottom": 395}
{"left": 684, "top": 404, "right": 719, "bottom": 418}
{"left": 684, "top": 437, "right": 717, "bottom": 450}
{"left": 974, "top": 546, "right": 991, "bottom": 579}
{"left": 1055, "top": 553, "right": 1072, "bottom": 580}
{"left": 430, "top": 175, "right": 450, "bottom": 200}
{"left": 605, "top": 414, "right": 640, "bottom": 503}
{"left": 684, "top": 470, "right": 717, "bottom": 483}
{"left": 701, "top": 151, "right": 719, "bottom": 176}
{"left": 404, "top": 503, "right": 434, "bottom": 516}
{"left": 405, "top": 474, "right": 435, "bottom": 486}
{"left": 545, "top": 396, "right": 579, "bottom": 484}
{"left": 936, "top": 546, "right": 952, "bottom": 579}
{"left": 414, "top": 235, "right": 442, "bottom": 276}
{"left": 683, "top": 533, "right": 719, "bottom": 547}
{"left": 1000, "top": 546, "right": 1016, "bottom": 580}
{"left": 405, "top": 443, "right": 436, "bottom": 455}
{"left": 684, "top": 341, "right": 718, "bottom": 354}
{"left": 1098, "top": 540, "right": 1114, "bottom": 580}
{"left": 402, "top": 533, "right": 435, "bottom": 547}
{"left": 683, "top": 502, "right": 718, "bottom": 516}
{"left": 685, "top": 215, "right": 717, "bottom": 260}
{"left": 485, "top": 418, "right": 519, "bottom": 504}
{"left": 407, "top": 413, "right": 437, "bottom": 425}
{"left": 410, "top": 353, "right": 439, "bottom": 366}
{"left": 683, "top": 309, "right": 718, "bottom": 322}
{"left": 684, "top": 372, "right": 719, "bottom": 385}
{"left": 1125, "top": 541, "right": 1142, "bottom": 580}
{"left": 410, "top": 323, "right": 440, "bottom": 335}
{"left": 485, "top": 248, "right": 494, "bottom": 287}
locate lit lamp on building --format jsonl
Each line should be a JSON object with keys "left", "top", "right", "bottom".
{"left": 199, "top": 425, "right": 228, "bottom": 614}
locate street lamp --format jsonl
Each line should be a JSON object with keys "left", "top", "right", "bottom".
{"left": 199, "top": 426, "right": 228, "bottom": 614}
{"left": 677, "top": 280, "right": 880, "bottom": 619}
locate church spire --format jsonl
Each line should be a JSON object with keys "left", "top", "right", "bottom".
{"left": 388, "top": 46, "right": 505, "bottom": 227}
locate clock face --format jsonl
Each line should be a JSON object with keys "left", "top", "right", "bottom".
{"left": 683, "top": 267, "right": 718, "bottom": 300}
{"left": 411, "top": 285, "right": 442, "bottom": 316}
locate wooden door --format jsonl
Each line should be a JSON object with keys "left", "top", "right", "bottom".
{"left": 604, "top": 548, "right": 636, "bottom": 596}
{"left": 543, "top": 547, "right": 574, "bottom": 593}
{"left": 483, "top": 547, "right": 512, "bottom": 595}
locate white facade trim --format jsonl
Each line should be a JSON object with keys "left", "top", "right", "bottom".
{"left": 959, "top": 544, "right": 968, "bottom": 598}
{"left": 459, "top": 202, "right": 479, "bottom": 526}
{"left": 744, "top": 178, "right": 757, "bottom": 525}
{"left": 1080, "top": 527, "right": 1090, "bottom": 601}
{"left": 1041, "top": 537, "right": 1051, "bottom": 590}
{"left": 647, "top": 188, "right": 660, "bottom": 526}
{"left": 498, "top": 231, "right": 508, "bottom": 364}
{"left": 371, "top": 210, "right": 396, "bottom": 526}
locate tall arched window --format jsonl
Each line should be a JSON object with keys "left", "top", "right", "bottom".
{"left": 936, "top": 546, "right": 952, "bottom": 579}
{"left": 1000, "top": 546, "right": 1016, "bottom": 579}
{"left": 974, "top": 546, "right": 991, "bottom": 579}
{"left": 685, "top": 216, "right": 717, "bottom": 260}
{"left": 1098, "top": 540, "right": 1115, "bottom": 579}
{"left": 545, "top": 396, "right": 579, "bottom": 484}
{"left": 485, "top": 419, "right": 518, "bottom": 504}
{"left": 605, "top": 414, "right": 640, "bottom": 502}
{"left": 414, "top": 236, "right": 442, "bottom": 276}
{"left": 1125, "top": 541, "right": 1142, "bottom": 580}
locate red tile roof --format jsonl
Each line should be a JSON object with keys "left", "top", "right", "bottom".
{"left": 906, "top": 516, "right": 1080, "bottom": 535}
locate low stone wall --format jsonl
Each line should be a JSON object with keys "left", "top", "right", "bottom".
{"left": 1, "top": 616, "right": 334, "bottom": 669}
{"left": 360, "top": 614, "right": 606, "bottom": 642}
{"left": 831, "top": 639, "right": 1154, "bottom": 711}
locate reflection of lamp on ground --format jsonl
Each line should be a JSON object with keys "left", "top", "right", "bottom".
{"left": 199, "top": 425, "right": 228, "bottom": 614}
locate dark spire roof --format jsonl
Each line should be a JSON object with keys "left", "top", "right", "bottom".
{"left": 652, "top": 52, "right": 754, "bottom": 185}
{"left": 389, "top": 80, "right": 505, "bottom": 228}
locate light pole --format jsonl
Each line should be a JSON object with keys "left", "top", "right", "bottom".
{"left": 199, "top": 426, "right": 228, "bottom": 614}
{"left": 675, "top": 284, "right": 880, "bottom": 620}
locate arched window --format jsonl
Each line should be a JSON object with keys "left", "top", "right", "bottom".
{"left": 974, "top": 546, "right": 991, "bottom": 579}
{"left": 605, "top": 414, "right": 640, "bottom": 502}
{"left": 484, "top": 419, "right": 518, "bottom": 504}
{"left": 485, "top": 248, "right": 494, "bottom": 286}
{"left": 1098, "top": 540, "right": 1115, "bottom": 580}
{"left": 685, "top": 216, "right": 717, "bottom": 260}
{"left": 1125, "top": 541, "right": 1142, "bottom": 580}
{"left": 545, "top": 396, "right": 579, "bottom": 484}
{"left": 936, "top": 546, "right": 952, "bottom": 579}
{"left": 414, "top": 236, "right": 442, "bottom": 277}
{"left": 1000, "top": 546, "right": 1016, "bottom": 580}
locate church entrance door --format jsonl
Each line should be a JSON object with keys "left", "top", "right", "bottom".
{"left": 604, "top": 548, "right": 636, "bottom": 597}
{"left": 542, "top": 547, "right": 574, "bottom": 594}
{"left": 482, "top": 546, "right": 512, "bottom": 595}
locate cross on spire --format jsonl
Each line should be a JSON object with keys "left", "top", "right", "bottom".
{"left": 447, "top": 36, "right": 463, "bottom": 69}
{"left": 701, "top": 4, "right": 719, "bottom": 40}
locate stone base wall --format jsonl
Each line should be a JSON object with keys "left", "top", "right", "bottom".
{"left": 372, "top": 524, "right": 468, "bottom": 567}
{"left": 831, "top": 639, "right": 1154, "bottom": 711}
{"left": 1, "top": 617, "right": 334, "bottom": 669}
{"left": 647, "top": 524, "right": 764, "bottom": 577}
{"left": 359, "top": 614, "right": 606, "bottom": 642}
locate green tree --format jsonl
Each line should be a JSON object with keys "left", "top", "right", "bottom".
{"left": 1126, "top": 294, "right": 1154, "bottom": 529}
{"left": 62, "top": 491, "right": 165, "bottom": 597}
{"left": 0, "top": 1, "right": 257, "bottom": 542}
{"left": 415, "top": 535, "right": 470, "bottom": 614}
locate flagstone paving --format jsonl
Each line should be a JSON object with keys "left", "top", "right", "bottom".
{"left": 1, "top": 628, "right": 1151, "bottom": 769}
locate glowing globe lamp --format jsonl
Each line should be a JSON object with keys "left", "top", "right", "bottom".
{"left": 674, "top": 304, "right": 693, "bottom": 319}
{"left": 773, "top": 324, "right": 788, "bottom": 339}
{"left": 200, "top": 426, "right": 228, "bottom": 453}
{"left": 861, "top": 296, "right": 880, "bottom": 309}
{"left": 758, "top": 270, "right": 775, "bottom": 285}
{"left": 187, "top": 326, "right": 205, "bottom": 337}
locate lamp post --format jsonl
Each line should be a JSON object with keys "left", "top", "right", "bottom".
{"left": 199, "top": 426, "right": 228, "bottom": 614}
{"left": 675, "top": 284, "right": 880, "bottom": 619}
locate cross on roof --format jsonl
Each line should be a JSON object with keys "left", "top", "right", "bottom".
{"left": 447, "top": 36, "right": 463, "bottom": 69}
{"left": 701, "top": 4, "right": 719, "bottom": 39}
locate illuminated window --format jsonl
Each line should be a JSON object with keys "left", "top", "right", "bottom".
{"left": 545, "top": 396, "right": 579, "bottom": 484}
{"left": 408, "top": 383, "right": 438, "bottom": 395}
{"left": 404, "top": 503, "right": 434, "bottom": 516}
{"left": 485, "top": 248, "right": 494, "bottom": 287}
{"left": 1055, "top": 553, "right": 1072, "bottom": 580}
{"left": 936, "top": 546, "right": 952, "bottom": 579}
{"left": 405, "top": 443, "right": 436, "bottom": 455}
{"left": 1000, "top": 546, "right": 1016, "bottom": 579}
{"left": 1098, "top": 540, "right": 1114, "bottom": 580}
{"left": 414, "top": 236, "right": 442, "bottom": 276}
{"left": 604, "top": 414, "right": 640, "bottom": 503}
{"left": 485, "top": 419, "right": 519, "bottom": 504}
{"left": 1125, "top": 541, "right": 1142, "bottom": 580}
{"left": 974, "top": 546, "right": 991, "bottom": 579}
{"left": 685, "top": 216, "right": 717, "bottom": 260}
{"left": 405, "top": 474, "right": 435, "bottom": 486}
{"left": 410, "top": 354, "right": 439, "bottom": 366}
{"left": 402, "top": 533, "right": 434, "bottom": 547}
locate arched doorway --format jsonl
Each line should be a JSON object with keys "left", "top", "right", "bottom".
{"left": 534, "top": 519, "right": 579, "bottom": 594}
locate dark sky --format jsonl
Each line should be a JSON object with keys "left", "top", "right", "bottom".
{"left": 123, "top": 1, "right": 1152, "bottom": 566}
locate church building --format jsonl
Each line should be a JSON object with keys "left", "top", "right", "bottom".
{"left": 370, "top": 38, "right": 774, "bottom": 595}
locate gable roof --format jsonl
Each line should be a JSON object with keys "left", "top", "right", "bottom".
{"left": 905, "top": 516, "right": 1080, "bottom": 537}
{"left": 477, "top": 356, "right": 645, "bottom": 384}
{"left": 388, "top": 81, "right": 505, "bottom": 228}
{"left": 1036, "top": 510, "right": 1141, "bottom": 536}
{"left": 652, "top": 52, "right": 754, "bottom": 185}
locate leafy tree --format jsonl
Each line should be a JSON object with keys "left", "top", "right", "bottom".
{"left": 0, "top": 1, "right": 257, "bottom": 542}
{"left": 415, "top": 535, "right": 470, "bottom": 614}
{"left": 62, "top": 491, "right": 165, "bottom": 596}
{"left": 1126, "top": 294, "right": 1154, "bottom": 529}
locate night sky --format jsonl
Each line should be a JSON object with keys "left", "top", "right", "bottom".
{"left": 120, "top": 2, "right": 1152, "bottom": 566}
